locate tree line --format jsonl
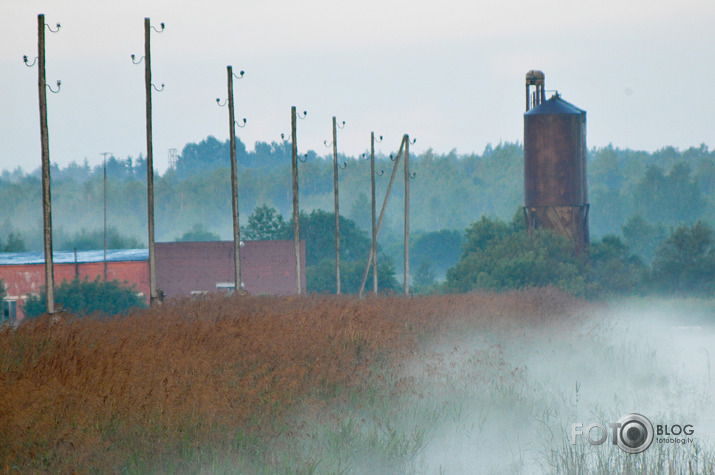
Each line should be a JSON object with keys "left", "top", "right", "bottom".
{"left": 1, "top": 136, "right": 714, "bottom": 300}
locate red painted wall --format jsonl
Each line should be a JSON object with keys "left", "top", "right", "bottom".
{"left": 1, "top": 261, "right": 150, "bottom": 320}
{"left": 0, "top": 240, "right": 305, "bottom": 321}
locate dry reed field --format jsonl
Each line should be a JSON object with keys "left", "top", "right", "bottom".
{"left": 4, "top": 291, "right": 714, "bottom": 473}
{"left": 0, "top": 290, "right": 586, "bottom": 473}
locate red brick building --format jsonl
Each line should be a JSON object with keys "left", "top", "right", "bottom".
{"left": 0, "top": 249, "right": 150, "bottom": 321}
{"left": 155, "top": 240, "right": 306, "bottom": 297}
{"left": 0, "top": 240, "right": 306, "bottom": 323}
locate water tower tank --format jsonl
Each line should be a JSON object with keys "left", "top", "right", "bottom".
{"left": 523, "top": 71, "right": 589, "bottom": 254}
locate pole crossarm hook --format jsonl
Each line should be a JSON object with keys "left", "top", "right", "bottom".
{"left": 151, "top": 83, "right": 165, "bottom": 92}
{"left": 47, "top": 80, "right": 61, "bottom": 93}
{"left": 324, "top": 140, "right": 333, "bottom": 148}
{"left": 408, "top": 171, "right": 417, "bottom": 179}
{"left": 339, "top": 161, "right": 347, "bottom": 169}
{"left": 233, "top": 69, "right": 245, "bottom": 79}
{"left": 216, "top": 98, "right": 227, "bottom": 107}
{"left": 409, "top": 137, "right": 417, "bottom": 145}
{"left": 297, "top": 110, "right": 307, "bottom": 119}
{"left": 298, "top": 153, "right": 308, "bottom": 163}
{"left": 131, "top": 54, "right": 145, "bottom": 65}
{"left": 236, "top": 119, "right": 247, "bottom": 128}
{"left": 23, "top": 55, "right": 38, "bottom": 67}
{"left": 376, "top": 169, "right": 385, "bottom": 176}
{"left": 337, "top": 120, "right": 346, "bottom": 129}
{"left": 46, "top": 23, "right": 61, "bottom": 33}
{"left": 151, "top": 22, "right": 166, "bottom": 33}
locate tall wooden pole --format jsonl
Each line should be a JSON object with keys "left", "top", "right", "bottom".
{"left": 102, "top": 152, "right": 109, "bottom": 281}
{"left": 358, "top": 136, "right": 405, "bottom": 297}
{"left": 370, "top": 132, "right": 378, "bottom": 295}
{"left": 404, "top": 135, "right": 410, "bottom": 296}
{"left": 144, "top": 18, "right": 158, "bottom": 305}
{"left": 37, "top": 14, "right": 55, "bottom": 314}
{"left": 291, "top": 106, "right": 302, "bottom": 294}
{"left": 332, "top": 117, "right": 341, "bottom": 294}
{"left": 227, "top": 66, "right": 241, "bottom": 293}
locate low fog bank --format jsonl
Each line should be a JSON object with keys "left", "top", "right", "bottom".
{"left": 411, "top": 297, "right": 715, "bottom": 473}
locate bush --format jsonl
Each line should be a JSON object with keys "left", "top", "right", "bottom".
{"left": 650, "top": 220, "right": 715, "bottom": 295}
{"left": 446, "top": 215, "right": 585, "bottom": 294}
{"left": 23, "top": 277, "right": 146, "bottom": 318}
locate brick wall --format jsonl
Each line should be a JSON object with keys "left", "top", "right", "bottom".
{"left": 0, "top": 261, "right": 150, "bottom": 320}
{"left": 155, "top": 240, "right": 306, "bottom": 297}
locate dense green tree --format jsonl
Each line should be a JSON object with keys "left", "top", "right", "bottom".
{"left": 307, "top": 258, "right": 399, "bottom": 294}
{"left": 410, "top": 229, "right": 465, "bottom": 278}
{"left": 621, "top": 215, "right": 667, "bottom": 264}
{"left": 286, "top": 210, "right": 371, "bottom": 266}
{"left": 650, "top": 221, "right": 715, "bottom": 295}
{"left": 348, "top": 192, "right": 371, "bottom": 231}
{"left": 413, "top": 259, "right": 436, "bottom": 291}
{"left": 175, "top": 136, "right": 234, "bottom": 179}
{"left": 23, "top": 277, "right": 146, "bottom": 318}
{"left": 243, "top": 204, "right": 287, "bottom": 240}
{"left": 0, "top": 231, "right": 26, "bottom": 252}
{"left": 176, "top": 223, "right": 221, "bottom": 242}
{"left": 586, "top": 235, "right": 646, "bottom": 296}
{"left": 446, "top": 216, "right": 585, "bottom": 294}
{"left": 58, "top": 226, "right": 143, "bottom": 251}
{"left": 632, "top": 163, "right": 706, "bottom": 226}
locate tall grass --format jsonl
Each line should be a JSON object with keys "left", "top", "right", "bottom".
{"left": 2, "top": 291, "right": 713, "bottom": 473}
{"left": 0, "top": 290, "right": 579, "bottom": 472}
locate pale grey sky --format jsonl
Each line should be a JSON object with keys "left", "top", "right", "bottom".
{"left": 2, "top": 0, "right": 714, "bottom": 173}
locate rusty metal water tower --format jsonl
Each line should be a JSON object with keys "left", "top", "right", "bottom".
{"left": 523, "top": 70, "right": 589, "bottom": 255}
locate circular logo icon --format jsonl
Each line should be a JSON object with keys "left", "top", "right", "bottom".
{"left": 616, "top": 413, "right": 654, "bottom": 454}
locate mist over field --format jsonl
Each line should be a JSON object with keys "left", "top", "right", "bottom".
{"left": 409, "top": 297, "right": 715, "bottom": 473}
{"left": 260, "top": 295, "right": 715, "bottom": 474}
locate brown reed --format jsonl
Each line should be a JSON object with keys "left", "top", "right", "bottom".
{"left": 0, "top": 289, "right": 588, "bottom": 472}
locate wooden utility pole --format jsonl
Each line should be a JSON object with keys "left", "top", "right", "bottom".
{"left": 138, "top": 17, "right": 164, "bottom": 306}
{"left": 358, "top": 135, "right": 406, "bottom": 297}
{"left": 331, "top": 116, "right": 341, "bottom": 294}
{"left": 37, "top": 14, "right": 56, "bottom": 314}
{"left": 404, "top": 135, "right": 410, "bottom": 296}
{"left": 227, "top": 66, "right": 242, "bottom": 293}
{"left": 370, "top": 132, "right": 379, "bottom": 295}
{"left": 102, "top": 152, "right": 110, "bottom": 281}
{"left": 291, "top": 106, "right": 302, "bottom": 294}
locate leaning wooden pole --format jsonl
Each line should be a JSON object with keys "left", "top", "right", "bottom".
{"left": 358, "top": 135, "right": 406, "bottom": 297}
{"left": 227, "top": 66, "right": 241, "bottom": 293}
{"left": 291, "top": 106, "right": 302, "bottom": 294}
{"left": 143, "top": 17, "right": 158, "bottom": 306}
{"left": 370, "top": 132, "right": 378, "bottom": 295}
{"left": 37, "top": 14, "right": 55, "bottom": 314}
{"left": 404, "top": 135, "right": 410, "bottom": 296}
{"left": 332, "top": 116, "right": 341, "bottom": 294}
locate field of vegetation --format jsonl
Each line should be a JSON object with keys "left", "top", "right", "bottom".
{"left": 2, "top": 291, "right": 714, "bottom": 473}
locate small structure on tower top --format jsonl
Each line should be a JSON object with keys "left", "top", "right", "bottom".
{"left": 523, "top": 70, "right": 589, "bottom": 255}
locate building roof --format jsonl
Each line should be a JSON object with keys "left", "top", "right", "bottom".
{"left": 0, "top": 249, "right": 148, "bottom": 266}
{"left": 525, "top": 93, "right": 585, "bottom": 116}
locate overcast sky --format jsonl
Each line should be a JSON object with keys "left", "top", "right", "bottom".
{"left": 2, "top": 0, "right": 714, "bottom": 173}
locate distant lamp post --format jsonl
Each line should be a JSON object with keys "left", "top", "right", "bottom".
{"left": 101, "top": 152, "right": 111, "bottom": 281}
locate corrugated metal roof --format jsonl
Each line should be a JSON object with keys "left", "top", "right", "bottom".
{"left": 0, "top": 249, "right": 148, "bottom": 265}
